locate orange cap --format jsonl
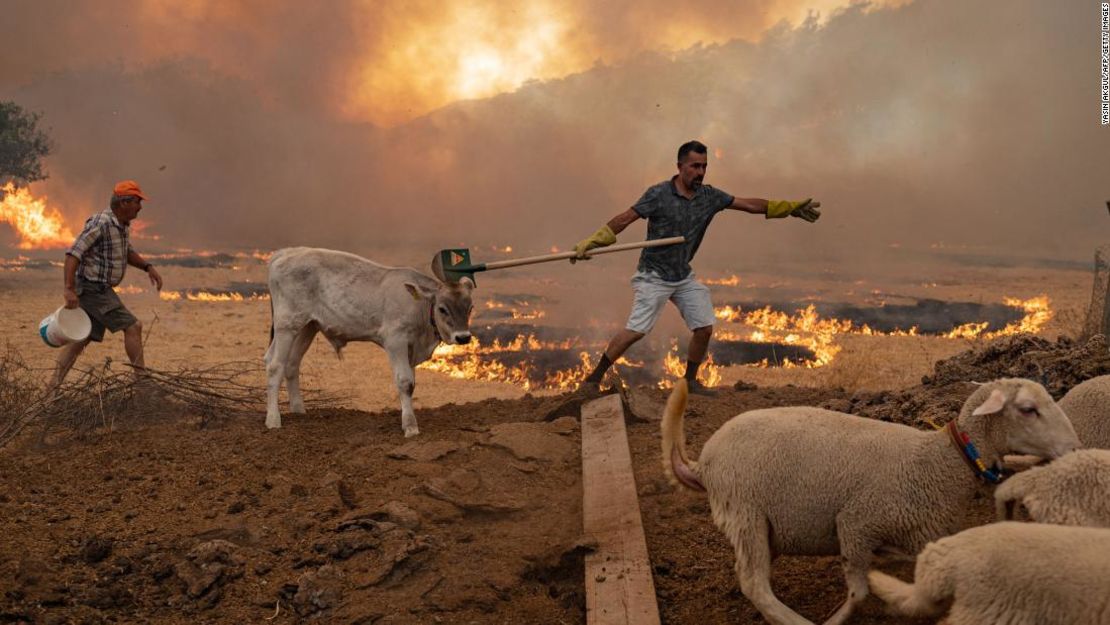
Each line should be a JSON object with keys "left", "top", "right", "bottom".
{"left": 113, "top": 180, "right": 148, "bottom": 201}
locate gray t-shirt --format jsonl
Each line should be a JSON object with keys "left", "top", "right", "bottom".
{"left": 632, "top": 177, "right": 734, "bottom": 281}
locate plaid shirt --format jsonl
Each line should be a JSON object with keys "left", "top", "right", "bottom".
{"left": 67, "top": 210, "right": 133, "bottom": 286}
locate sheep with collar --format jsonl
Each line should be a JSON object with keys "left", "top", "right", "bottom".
{"left": 995, "top": 448, "right": 1110, "bottom": 527}
{"left": 868, "top": 521, "right": 1110, "bottom": 625}
{"left": 661, "top": 378, "right": 1080, "bottom": 625}
{"left": 1059, "top": 374, "right": 1110, "bottom": 448}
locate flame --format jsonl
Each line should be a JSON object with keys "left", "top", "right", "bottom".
{"left": 0, "top": 257, "right": 26, "bottom": 272}
{"left": 659, "top": 343, "right": 722, "bottom": 389}
{"left": 421, "top": 334, "right": 592, "bottom": 391}
{"left": 422, "top": 330, "right": 719, "bottom": 392}
{"left": 0, "top": 255, "right": 63, "bottom": 271}
{"left": 716, "top": 304, "right": 846, "bottom": 367}
{"left": 712, "top": 295, "right": 1053, "bottom": 368}
{"left": 484, "top": 299, "right": 546, "bottom": 320}
{"left": 995, "top": 296, "right": 1053, "bottom": 336}
{"left": 704, "top": 274, "right": 742, "bottom": 286}
{"left": 0, "top": 183, "right": 75, "bottom": 249}
{"left": 159, "top": 290, "right": 270, "bottom": 302}
{"left": 421, "top": 330, "right": 664, "bottom": 391}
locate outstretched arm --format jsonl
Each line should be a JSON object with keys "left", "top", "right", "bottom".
{"left": 606, "top": 208, "right": 642, "bottom": 235}
{"left": 726, "top": 197, "right": 770, "bottom": 215}
{"left": 728, "top": 197, "right": 822, "bottom": 222}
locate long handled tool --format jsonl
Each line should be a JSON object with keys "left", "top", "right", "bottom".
{"left": 432, "top": 236, "right": 684, "bottom": 284}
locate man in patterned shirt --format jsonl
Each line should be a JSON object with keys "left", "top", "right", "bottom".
{"left": 51, "top": 180, "right": 164, "bottom": 387}
{"left": 570, "top": 140, "right": 821, "bottom": 396}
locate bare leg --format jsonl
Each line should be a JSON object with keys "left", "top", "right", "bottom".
{"left": 284, "top": 324, "right": 318, "bottom": 414}
{"left": 265, "top": 328, "right": 295, "bottom": 428}
{"left": 385, "top": 342, "right": 419, "bottom": 437}
{"left": 732, "top": 515, "right": 813, "bottom": 625}
{"left": 48, "top": 338, "right": 91, "bottom": 393}
{"left": 603, "top": 329, "right": 645, "bottom": 362}
{"left": 687, "top": 325, "right": 713, "bottom": 363}
{"left": 123, "top": 320, "right": 145, "bottom": 378}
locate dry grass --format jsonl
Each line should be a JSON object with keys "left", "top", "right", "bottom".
{"left": 721, "top": 334, "right": 978, "bottom": 394}
{"left": 0, "top": 344, "right": 40, "bottom": 446}
{"left": 0, "top": 348, "right": 350, "bottom": 448}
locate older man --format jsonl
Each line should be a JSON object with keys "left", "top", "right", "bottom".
{"left": 572, "top": 140, "right": 821, "bottom": 396}
{"left": 51, "top": 180, "right": 164, "bottom": 387}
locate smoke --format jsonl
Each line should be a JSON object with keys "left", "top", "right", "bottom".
{"left": 1, "top": 0, "right": 900, "bottom": 124}
{"left": 0, "top": 0, "right": 1106, "bottom": 272}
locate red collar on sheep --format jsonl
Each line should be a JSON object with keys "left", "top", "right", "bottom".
{"left": 946, "top": 421, "right": 1004, "bottom": 484}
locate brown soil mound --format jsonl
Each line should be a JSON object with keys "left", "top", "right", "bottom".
{"left": 821, "top": 334, "right": 1110, "bottom": 427}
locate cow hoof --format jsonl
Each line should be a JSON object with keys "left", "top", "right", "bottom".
{"left": 403, "top": 426, "right": 420, "bottom": 438}
{"left": 289, "top": 404, "right": 306, "bottom": 415}
{"left": 266, "top": 417, "right": 282, "bottom": 429}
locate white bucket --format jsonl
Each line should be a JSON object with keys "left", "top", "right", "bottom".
{"left": 39, "top": 306, "right": 92, "bottom": 348}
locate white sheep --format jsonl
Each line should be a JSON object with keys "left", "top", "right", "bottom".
{"left": 661, "top": 378, "right": 1080, "bottom": 625}
{"left": 868, "top": 521, "right": 1110, "bottom": 625}
{"left": 1059, "top": 374, "right": 1110, "bottom": 448}
{"left": 995, "top": 448, "right": 1110, "bottom": 527}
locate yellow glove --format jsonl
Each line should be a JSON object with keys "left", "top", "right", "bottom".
{"left": 766, "top": 198, "right": 821, "bottom": 222}
{"left": 570, "top": 225, "right": 617, "bottom": 264}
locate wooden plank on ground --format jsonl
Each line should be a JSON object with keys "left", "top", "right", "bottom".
{"left": 581, "top": 393, "right": 661, "bottom": 625}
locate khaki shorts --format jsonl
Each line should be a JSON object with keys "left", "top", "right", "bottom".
{"left": 76, "top": 280, "right": 138, "bottom": 342}
{"left": 625, "top": 270, "right": 716, "bottom": 334}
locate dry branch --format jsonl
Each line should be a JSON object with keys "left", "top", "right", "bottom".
{"left": 0, "top": 348, "right": 349, "bottom": 448}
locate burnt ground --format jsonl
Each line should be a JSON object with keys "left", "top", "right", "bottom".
{"left": 1, "top": 334, "right": 1107, "bottom": 624}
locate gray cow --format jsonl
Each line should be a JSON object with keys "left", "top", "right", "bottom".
{"left": 264, "top": 247, "right": 474, "bottom": 437}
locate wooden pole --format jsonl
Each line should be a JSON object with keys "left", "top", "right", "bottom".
{"left": 482, "top": 237, "right": 684, "bottom": 271}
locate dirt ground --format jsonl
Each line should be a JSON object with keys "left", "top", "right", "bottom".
{"left": 0, "top": 255, "right": 1100, "bottom": 623}
{"left": 1, "top": 381, "right": 1030, "bottom": 625}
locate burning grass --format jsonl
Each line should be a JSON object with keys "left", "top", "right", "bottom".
{"left": 478, "top": 294, "right": 549, "bottom": 321}
{"left": 0, "top": 255, "right": 61, "bottom": 272}
{"left": 712, "top": 295, "right": 1052, "bottom": 367}
{"left": 421, "top": 295, "right": 1055, "bottom": 392}
{"left": 159, "top": 282, "right": 270, "bottom": 302}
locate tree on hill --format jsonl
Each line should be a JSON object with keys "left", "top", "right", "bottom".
{"left": 0, "top": 101, "right": 53, "bottom": 184}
